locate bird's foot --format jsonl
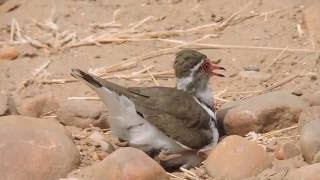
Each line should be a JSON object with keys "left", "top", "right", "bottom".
{"left": 158, "top": 150, "right": 203, "bottom": 172}
{"left": 114, "top": 139, "right": 129, "bottom": 147}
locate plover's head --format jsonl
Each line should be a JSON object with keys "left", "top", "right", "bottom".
{"left": 174, "top": 49, "right": 225, "bottom": 92}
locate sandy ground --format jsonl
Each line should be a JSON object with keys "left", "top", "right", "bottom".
{"left": 0, "top": 0, "right": 319, "bottom": 179}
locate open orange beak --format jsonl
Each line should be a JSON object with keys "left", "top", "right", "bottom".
{"left": 209, "top": 63, "right": 226, "bottom": 77}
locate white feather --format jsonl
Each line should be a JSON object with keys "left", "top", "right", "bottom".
{"left": 193, "top": 97, "right": 219, "bottom": 149}
{"left": 176, "top": 60, "right": 203, "bottom": 91}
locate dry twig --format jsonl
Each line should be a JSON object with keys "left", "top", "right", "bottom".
{"left": 179, "top": 167, "right": 198, "bottom": 180}
{"left": 144, "top": 65, "right": 160, "bottom": 86}
{"left": 187, "top": 43, "right": 320, "bottom": 53}
{"left": 266, "top": 46, "right": 289, "bottom": 69}
{"left": 167, "top": 173, "right": 185, "bottom": 180}
{"left": 218, "top": 1, "right": 253, "bottom": 30}
{"left": 31, "top": 59, "right": 52, "bottom": 77}
{"left": 258, "top": 73, "right": 303, "bottom": 94}
{"left": 259, "top": 124, "right": 298, "bottom": 138}
{"left": 68, "top": 96, "right": 100, "bottom": 100}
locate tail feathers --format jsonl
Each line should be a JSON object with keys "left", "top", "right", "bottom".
{"left": 71, "top": 68, "right": 143, "bottom": 133}
{"left": 71, "top": 69, "right": 102, "bottom": 88}
{"left": 71, "top": 68, "right": 142, "bottom": 117}
{"left": 71, "top": 68, "right": 143, "bottom": 100}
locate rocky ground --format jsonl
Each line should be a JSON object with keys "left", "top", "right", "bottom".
{"left": 0, "top": 0, "right": 320, "bottom": 179}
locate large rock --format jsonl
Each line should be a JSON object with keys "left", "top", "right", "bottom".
{"left": 204, "top": 135, "right": 271, "bottom": 179}
{"left": 219, "top": 91, "right": 308, "bottom": 135}
{"left": 69, "top": 147, "right": 169, "bottom": 180}
{"left": 300, "top": 120, "right": 320, "bottom": 164}
{"left": 285, "top": 163, "right": 320, "bottom": 180}
{"left": 57, "top": 100, "right": 108, "bottom": 129}
{"left": 0, "top": 92, "right": 9, "bottom": 116}
{"left": 303, "top": 2, "right": 320, "bottom": 47}
{"left": 14, "top": 93, "right": 60, "bottom": 118}
{"left": 298, "top": 106, "right": 320, "bottom": 129}
{"left": 0, "top": 115, "right": 80, "bottom": 180}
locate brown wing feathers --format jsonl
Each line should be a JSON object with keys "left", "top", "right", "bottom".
{"left": 71, "top": 68, "right": 213, "bottom": 148}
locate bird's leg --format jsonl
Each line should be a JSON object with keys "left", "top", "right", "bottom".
{"left": 159, "top": 150, "right": 203, "bottom": 171}
{"left": 114, "top": 138, "right": 128, "bottom": 147}
{"left": 158, "top": 150, "right": 181, "bottom": 161}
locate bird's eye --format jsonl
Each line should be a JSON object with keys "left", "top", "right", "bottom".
{"left": 201, "top": 60, "right": 210, "bottom": 71}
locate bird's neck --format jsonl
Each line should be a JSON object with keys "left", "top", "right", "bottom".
{"left": 176, "top": 76, "right": 213, "bottom": 107}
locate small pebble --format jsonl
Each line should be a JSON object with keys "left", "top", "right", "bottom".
{"left": 0, "top": 46, "right": 18, "bottom": 60}
{"left": 291, "top": 89, "right": 303, "bottom": 96}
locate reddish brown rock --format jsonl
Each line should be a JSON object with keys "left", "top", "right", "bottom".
{"left": 204, "top": 135, "right": 271, "bottom": 179}
{"left": 275, "top": 142, "right": 300, "bottom": 160}
{"left": 0, "top": 115, "right": 80, "bottom": 180}
{"left": 57, "top": 100, "right": 108, "bottom": 129}
{"left": 219, "top": 91, "right": 308, "bottom": 135}
{"left": 298, "top": 106, "right": 320, "bottom": 129}
{"left": 0, "top": 46, "right": 18, "bottom": 60}
{"left": 15, "top": 93, "right": 60, "bottom": 118}
{"left": 69, "top": 147, "right": 169, "bottom": 180}
{"left": 285, "top": 163, "right": 320, "bottom": 180}
{"left": 300, "top": 120, "right": 320, "bottom": 164}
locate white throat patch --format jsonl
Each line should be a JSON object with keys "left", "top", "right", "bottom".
{"left": 176, "top": 60, "right": 203, "bottom": 91}
{"left": 176, "top": 60, "right": 213, "bottom": 105}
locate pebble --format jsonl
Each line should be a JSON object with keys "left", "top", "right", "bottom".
{"left": 0, "top": 46, "right": 18, "bottom": 60}
{"left": 291, "top": 89, "right": 303, "bottom": 96}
